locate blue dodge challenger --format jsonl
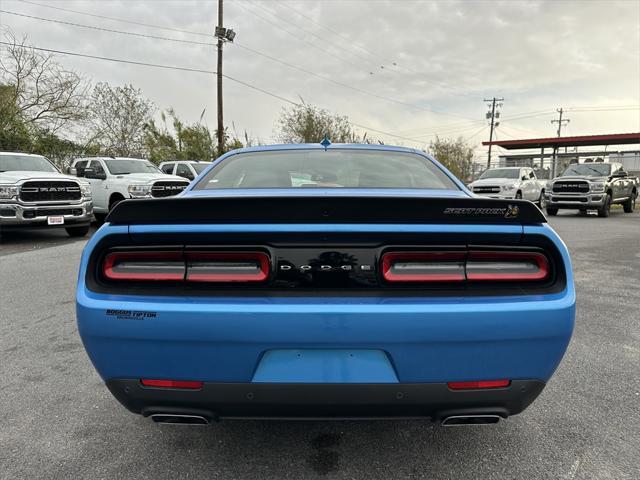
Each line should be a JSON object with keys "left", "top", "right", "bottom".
{"left": 76, "top": 143, "right": 575, "bottom": 425}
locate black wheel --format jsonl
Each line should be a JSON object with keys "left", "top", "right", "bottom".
{"left": 65, "top": 226, "right": 89, "bottom": 237}
{"left": 109, "top": 195, "right": 125, "bottom": 212}
{"left": 597, "top": 193, "right": 611, "bottom": 218}
{"left": 623, "top": 191, "right": 636, "bottom": 213}
{"left": 515, "top": 191, "right": 522, "bottom": 199}
{"left": 546, "top": 207, "right": 558, "bottom": 216}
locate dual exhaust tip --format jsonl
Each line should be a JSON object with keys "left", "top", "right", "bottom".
{"left": 149, "top": 413, "right": 502, "bottom": 426}
{"left": 441, "top": 414, "right": 502, "bottom": 426}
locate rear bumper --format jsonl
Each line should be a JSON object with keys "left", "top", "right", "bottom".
{"left": 106, "top": 379, "right": 546, "bottom": 420}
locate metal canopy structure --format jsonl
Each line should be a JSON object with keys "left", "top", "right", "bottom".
{"left": 482, "top": 132, "right": 640, "bottom": 150}
{"left": 481, "top": 132, "right": 640, "bottom": 179}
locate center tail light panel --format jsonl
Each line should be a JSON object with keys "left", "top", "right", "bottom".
{"left": 381, "top": 249, "right": 550, "bottom": 284}
{"left": 101, "top": 250, "right": 271, "bottom": 284}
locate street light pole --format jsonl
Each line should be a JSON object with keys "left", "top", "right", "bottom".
{"left": 484, "top": 97, "right": 503, "bottom": 169}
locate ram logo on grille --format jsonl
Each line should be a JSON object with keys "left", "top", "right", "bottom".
{"left": 19, "top": 181, "right": 82, "bottom": 202}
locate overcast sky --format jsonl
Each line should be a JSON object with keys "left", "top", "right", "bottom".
{"left": 1, "top": 0, "right": 639, "bottom": 159}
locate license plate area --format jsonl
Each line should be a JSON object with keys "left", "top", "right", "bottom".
{"left": 251, "top": 349, "right": 399, "bottom": 383}
{"left": 47, "top": 215, "right": 65, "bottom": 225}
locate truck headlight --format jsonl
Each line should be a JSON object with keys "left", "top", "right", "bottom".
{"left": 80, "top": 183, "right": 92, "bottom": 199}
{"left": 590, "top": 182, "right": 605, "bottom": 192}
{"left": 128, "top": 184, "right": 152, "bottom": 198}
{"left": 501, "top": 184, "right": 515, "bottom": 191}
{"left": 0, "top": 185, "right": 19, "bottom": 199}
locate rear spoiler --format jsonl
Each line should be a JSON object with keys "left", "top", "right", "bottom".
{"left": 106, "top": 195, "right": 546, "bottom": 225}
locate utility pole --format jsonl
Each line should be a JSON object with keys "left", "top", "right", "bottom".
{"left": 216, "top": 0, "right": 224, "bottom": 157}
{"left": 214, "top": 0, "right": 236, "bottom": 157}
{"left": 550, "top": 108, "right": 570, "bottom": 177}
{"left": 484, "top": 97, "right": 504, "bottom": 169}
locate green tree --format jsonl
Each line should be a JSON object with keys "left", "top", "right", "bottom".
{"left": 87, "top": 83, "right": 154, "bottom": 157}
{"left": 276, "top": 102, "right": 358, "bottom": 144}
{"left": 428, "top": 136, "right": 474, "bottom": 182}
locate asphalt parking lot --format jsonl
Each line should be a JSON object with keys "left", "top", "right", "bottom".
{"left": 1, "top": 210, "right": 639, "bottom": 480}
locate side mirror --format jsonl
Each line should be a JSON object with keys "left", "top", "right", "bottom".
{"left": 613, "top": 171, "right": 628, "bottom": 178}
{"left": 521, "top": 175, "right": 528, "bottom": 181}
{"left": 68, "top": 167, "right": 77, "bottom": 176}
{"left": 84, "top": 168, "right": 107, "bottom": 180}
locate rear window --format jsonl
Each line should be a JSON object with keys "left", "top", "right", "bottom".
{"left": 194, "top": 150, "right": 458, "bottom": 190}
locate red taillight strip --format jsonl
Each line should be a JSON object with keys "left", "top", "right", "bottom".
{"left": 381, "top": 252, "right": 466, "bottom": 282}
{"left": 466, "top": 251, "right": 549, "bottom": 281}
{"left": 103, "top": 251, "right": 185, "bottom": 281}
{"left": 448, "top": 380, "right": 511, "bottom": 390}
{"left": 185, "top": 252, "right": 270, "bottom": 283}
{"left": 140, "top": 379, "right": 204, "bottom": 390}
{"left": 381, "top": 250, "right": 550, "bottom": 283}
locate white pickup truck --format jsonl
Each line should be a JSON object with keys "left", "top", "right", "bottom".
{"left": 0, "top": 152, "right": 93, "bottom": 236}
{"left": 69, "top": 157, "right": 190, "bottom": 218}
{"left": 468, "top": 167, "right": 545, "bottom": 205}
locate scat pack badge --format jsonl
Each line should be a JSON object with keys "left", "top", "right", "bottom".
{"left": 443, "top": 204, "right": 519, "bottom": 219}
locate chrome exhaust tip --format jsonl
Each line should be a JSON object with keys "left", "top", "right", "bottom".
{"left": 441, "top": 415, "right": 502, "bottom": 426}
{"left": 150, "top": 414, "right": 210, "bottom": 425}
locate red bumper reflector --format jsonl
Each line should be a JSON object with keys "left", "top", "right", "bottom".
{"left": 140, "top": 379, "right": 204, "bottom": 390}
{"left": 447, "top": 380, "right": 511, "bottom": 390}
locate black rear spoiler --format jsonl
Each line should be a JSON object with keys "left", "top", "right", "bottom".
{"left": 106, "top": 195, "right": 546, "bottom": 225}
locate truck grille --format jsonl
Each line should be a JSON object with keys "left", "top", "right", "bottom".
{"left": 552, "top": 181, "right": 589, "bottom": 193}
{"left": 20, "top": 181, "right": 81, "bottom": 202}
{"left": 473, "top": 186, "right": 501, "bottom": 194}
{"left": 151, "top": 181, "right": 188, "bottom": 198}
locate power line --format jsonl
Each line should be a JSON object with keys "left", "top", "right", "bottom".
{"left": 0, "top": 41, "right": 430, "bottom": 146}
{"left": 1, "top": 10, "right": 215, "bottom": 46}
{"left": 14, "top": 0, "right": 214, "bottom": 38}
{"left": 4, "top": 7, "right": 475, "bottom": 121}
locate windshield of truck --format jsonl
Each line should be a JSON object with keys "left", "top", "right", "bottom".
{"left": 104, "top": 159, "right": 161, "bottom": 175}
{"left": 479, "top": 168, "right": 520, "bottom": 179}
{"left": 562, "top": 164, "right": 611, "bottom": 177}
{"left": 0, "top": 154, "right": 59, "bottom": 173}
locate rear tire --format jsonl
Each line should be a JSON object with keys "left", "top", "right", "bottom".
{"left": 515, "top": 191, "right": 522, "bottom": 200}
{"left": 623, "top": 191, "right": 636, "bottom": 213}
{"left": 546, "top": 207, "right": 558, "bottom": 216}
{"left": 597, "top": 193, "right": 611, "bottom": 217}
{"left": 65, "top": 226, "right": 89, "bottom": 237}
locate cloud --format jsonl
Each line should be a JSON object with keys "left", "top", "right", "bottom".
{"left": 2, "top": 0, "right": 639, "bottom": 157}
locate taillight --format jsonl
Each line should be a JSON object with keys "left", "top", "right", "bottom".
{"left": 381, "top": 252, "right": 466, "bottom": 282}
{"left": 102, "top": 250, "right": 270, "bottom": 283}
{"left": 381, "top": 250, "right": 549, "bottom": 283}
{"left": 448, "top": 380, "right": 510, "bottom": 390}
{"left": 466, "top": 251, "right": 548, "bottom": 282}
{"left": 140, "top": 379, "right": 204, "bottom": 390}
{"left": 185, "top": 252, "right": 270, "bottom": 282}
{"left": 103, "top": 251, "right": 185, "bottom": 281}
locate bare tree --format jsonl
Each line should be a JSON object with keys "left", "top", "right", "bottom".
{"left": 0, "top": 30, "right": 88, "bottom": 133}
{"left": 87, "top": 82, "right": 155, "bottom": 157}
{"left": 276, "top": 101, "right": 359, "bottom": 144}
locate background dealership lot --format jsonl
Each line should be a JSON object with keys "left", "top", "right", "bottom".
{"left": 1, "top": 211, "right": 638, "bottom": 480}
